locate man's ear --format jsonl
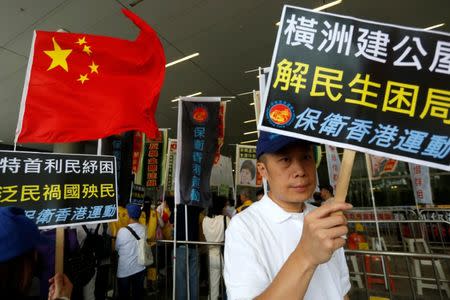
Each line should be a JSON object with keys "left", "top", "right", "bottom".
{"left": 257, "top": 161, "right": 268, "bottom": 179}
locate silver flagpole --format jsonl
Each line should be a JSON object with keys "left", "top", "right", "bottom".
{"left": 364, "top": 153, "right": 389, "bottom": 290}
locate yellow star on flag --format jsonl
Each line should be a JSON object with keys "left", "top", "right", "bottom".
{"left": 77, "top": 74, "right": 89, "bottom": 84}
{"left": 83, "top": 45, "right": 92, "bottom": 55}
{"left": 76, "top": 37, "right": 87, "bottom": 45}
{"left": 89, "top": 61, "right": 99, "bottom": 74}
{"left": 44, "top": 38, "right": 72, "bottom": 72}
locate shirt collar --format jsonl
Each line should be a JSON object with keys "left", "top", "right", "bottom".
{"left": 259, "top": 194, "right": 313, "bottom": 223}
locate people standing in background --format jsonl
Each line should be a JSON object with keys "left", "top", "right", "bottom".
{"left": 171, "top": 204, "right": 203, "bottom": 300}
{"left": 311, "top": 191, "right": 324, "bottom": 207}
{"left": 115, "top": 204, "right": 146, "bottom": 300}
{"left": 73, "top": 222, "right": 112, "bottom": 300}
{"left": 236, "top": 188, "right": 253, "bottom": 213}
{"left": 319, "top": 184, "right": 334, "bottom": 202}
{"left": 202, "top": 195, "right": 230, "bottom": 300}
{"left": 256, "top": 188, "right": 265, "bottom": 201}
{"left": 156, "top": 197, "right": 174, "bottom": 279}
{"left": 224, "top": 197, "right": 236, "bottom": 219}
{"left": 0, "top": 206, "right": 73, "bottom": 299}
{"left": 156, "top": 199, "right": 172, "bottom": 239}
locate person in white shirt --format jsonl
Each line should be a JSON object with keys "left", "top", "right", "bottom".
{"left": 202, "top": 195, "right": 230, "bottom": 300}
{"left": 115, "top": 204, "right": 146, "bottom": 300}
{"left": 224, "top": 131, "right": 352, "bottom": 300}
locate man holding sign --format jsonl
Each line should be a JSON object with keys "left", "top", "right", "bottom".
{"left": 224, "top": 131, "right": 352, "bottom": 299}
{"left": 226, "top": 1, "right": 450, "bottom": 298}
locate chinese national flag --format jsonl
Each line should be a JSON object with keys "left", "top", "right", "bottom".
{"left": 16, "top": 9, "right": 165, "bottom": 143}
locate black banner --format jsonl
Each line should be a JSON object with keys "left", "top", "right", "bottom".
{"left": 143, "top": 132, "right": 164, "bottom": 189}
{"left": 260, "top": 5, "right": 450, "bottom": 171}
{"left": 0, "top": 150, "right": 118, "bottom": 228}
{"left": 166, "top": 139, "right": 177, "bottom": 193}
{"left": 130, "top": 184, "right": 145, "bottom": 206}
{"left": 176, "top": 98, "right": 220, "bottom": 207}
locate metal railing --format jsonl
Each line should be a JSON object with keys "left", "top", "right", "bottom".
{"left": 109, "top": 207, "right": 450, "bottom": 299}
{"left": 152, "top": 238, "right": 450, "bottom": 299}
{"left": 345, "top": 207, "right": 450, "bottom": 299}
{"left": 152, "top": 239, "right": 227, "bottom": 300}
{"left": 345, "top": 249, "right": 450, "bottom": 300}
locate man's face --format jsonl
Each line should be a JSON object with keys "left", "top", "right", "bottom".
{"left": 257, "top": 143, "right": 316, "bottom": 211}
{"left": 240, "top": 168, "right": 252, "bottom": 185}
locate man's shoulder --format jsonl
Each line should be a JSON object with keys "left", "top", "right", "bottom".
{"left": 116, "top": 226, "right": 128, "bottom": 240}
{"left": 117, "top": 223, "right": 142, "bottom": 234}
{"left": 235, "top": 198, "right": 263, "bottom": 216}
{"left": 228, "top": 201, "right": 265, "bottom": 232}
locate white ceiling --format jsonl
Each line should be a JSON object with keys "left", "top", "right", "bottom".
{"left": 0, "top": 0, "right": 449, "bottom": 156}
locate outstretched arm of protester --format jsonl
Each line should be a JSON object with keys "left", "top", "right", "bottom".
{"left": 48, "top": 272, "right": 73, "bottom": 300}
{"left": 255, "top": 202, "right": 352, "bottom": 300}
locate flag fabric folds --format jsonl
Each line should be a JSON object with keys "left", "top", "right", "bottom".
{"left": 16, "top": 9, "right": 165, "bottom": 143}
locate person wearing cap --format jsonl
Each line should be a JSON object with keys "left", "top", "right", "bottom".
{"left": 0, "top": 206, "right": 72, "bottom": 299}
{"left": 115, "top": 204, "right": 146, "bottom": 300}
{"left": 224, "top": 132, "right": 352, "bottom": 300}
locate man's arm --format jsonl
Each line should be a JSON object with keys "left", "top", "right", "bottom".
{"left": 344, "top": 294, "right": 350, "bottom": 300}
{"left": 115, "top": 228, "right": 124, "bottom": 251}
{"left": 255, "top": 202, "right": 352, "bottom": 299}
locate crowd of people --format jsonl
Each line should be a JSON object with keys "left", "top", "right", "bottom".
{"left": 0, "top": 206, "right": 72, "bottom": 299}
{"left": 0, "top": 132, "right": 350, "bottom": 300}
{"left": 0, "top": 195, "right": 251, "bottom": 300}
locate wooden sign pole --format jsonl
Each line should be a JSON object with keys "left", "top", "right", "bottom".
{"left": 333, "top": 149, "right": 356, "bottom": 215}
{"left": 55, "top": 227, "right": 64, "bottom": 273}
{"left": 53, "top": 142, "right": 82, "bottom": 274}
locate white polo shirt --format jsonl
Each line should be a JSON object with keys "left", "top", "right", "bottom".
{"left": 224, "top": 195, "right": 350, "bottom": 300}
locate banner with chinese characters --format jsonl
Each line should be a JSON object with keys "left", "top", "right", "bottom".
{"left": 0, "top": 150, "right": 118, "bottom": 228}
{"left": 235, "top": 145, "right": 263, "bottom": 202}
{"left": 111, "top": 136, "right": 122, "bottom": 182}
{"left": 370, "top": 155, "right": 399, "bottom": 179}
{"left": 132, "top": 131, "right": 145, "bottom": 185}
{"left": 259, "top": 5, "right": 450, "bottom": 171}
{"left": 130, "top": 183, "right": 145, "bottom": 206}
{"left": 175, "top": 98, "right": 220, "bottom": 207}
{"left": 345, "top": 209, "right": 394, "bottom": 221}
{"left": 214, "top": 102, "right": 227, "bottom": 164}
{"left": 408, "top": 163, "right": 433, "bottom": 204}
{"left": 235, "top": 145, "right": 260, "bottom": 187}
{"left": 165, "top": 139, "right": 177, "bottom": 193}
{"left": 325, "top": 145, "right": 341, "bottom": 192}
{"left": 142, "top": 129, "right": 168, "bottom": 190}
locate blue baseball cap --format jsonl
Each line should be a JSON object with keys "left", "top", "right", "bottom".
{"left": 256, "top": 131, "right": 315, "bottom": 159}
{"left": 0, "top": 207, "right": 41, "bottom": 262}
{"left": 126, "top": 203, "right": 142, "bottom": 219}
